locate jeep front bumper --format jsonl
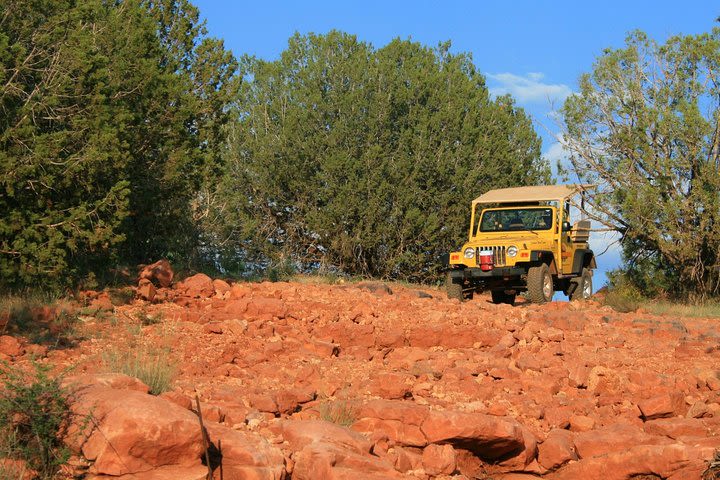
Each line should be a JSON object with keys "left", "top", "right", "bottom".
{"left": 448, "top": 266, "right": 526, "bottom": 281}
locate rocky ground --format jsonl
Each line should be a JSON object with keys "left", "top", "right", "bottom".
{"left": 2, "top": 262, "right": 720, "bottom": 479}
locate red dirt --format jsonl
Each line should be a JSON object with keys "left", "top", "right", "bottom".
{"left": 4, "top": 276, "right": 720, "bottom": 479}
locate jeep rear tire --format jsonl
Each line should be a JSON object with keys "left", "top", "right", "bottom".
{"left": 491, "top": 290, "right": 516, "bottom": 305}
{"left": 570, "top": 268, "right": 593, "bottom": 301}
{"left": 446, "top": 272, "right": 464, "bottom": 301}
{"left": 527, "top": 264, "right": 553, "bottom": 304}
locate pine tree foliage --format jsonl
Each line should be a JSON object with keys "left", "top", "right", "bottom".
{"left": 209, "top": 32, "right": 547, "bottom": 281}
{"left": 0, "top": 0, "right": 237, "bottom": 287}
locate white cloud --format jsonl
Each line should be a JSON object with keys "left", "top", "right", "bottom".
{"left": 543, "top": 140, "right": 568, "bottom": 165}
{"left": 487, "top": 72, "right": 573, "bottom": 104}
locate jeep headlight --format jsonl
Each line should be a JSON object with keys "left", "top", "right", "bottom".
{"left": 507, "top": 246, "right": 518, "bottom": 257}
{"left": 463, "top": 247, "right": 475, "bottom": 259}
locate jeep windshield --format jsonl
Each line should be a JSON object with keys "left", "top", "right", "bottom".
{"left": 478, "top": 208, "right": 554, "bottom": 233}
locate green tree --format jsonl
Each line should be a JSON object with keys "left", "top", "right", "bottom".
{"left": 0, "top": 0, "right": 236, "bottom": 288}
{"left": 561, "top": 30, "right": 720, "bottom": 299}
{"left": 209, "top": 32, "right": 547, "bottom": 281}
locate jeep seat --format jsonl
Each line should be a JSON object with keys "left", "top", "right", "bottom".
{"left": 570, "top": 220, "right": 591, "bottom": 243}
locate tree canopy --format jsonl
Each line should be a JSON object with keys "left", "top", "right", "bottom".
{"left": 0, "top": 0, "right": 237, "bottom": 287}
{"left": 561, "top": 29, "right": 720, "bottom": 299}
{"left": 206, "top": 32, "right": 547, "bottom": 281}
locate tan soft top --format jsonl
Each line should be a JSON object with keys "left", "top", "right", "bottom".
{"left": 472, "top": 184, "right": 594, "bottom": 205}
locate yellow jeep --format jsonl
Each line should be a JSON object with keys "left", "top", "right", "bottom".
{"left": 444, "top": 185, "right": 596, "bottom": 304}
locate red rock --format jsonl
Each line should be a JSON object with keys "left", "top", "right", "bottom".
{"left": 177, "top": 273, "right": 215, "bottom": 298}
{"left": 638, "top": 392, "right": 686, "bottom": 420}
{"left": 644, "top": 417, "right": 708, "bottom": 439}
{"left": 422, "top": 444, "right": 457, "bottom": 475}
{"left": 138, "top": 260, "right": 174, "bottom": 288}
{"left": 302, "top": 340, "right": 339, "bottom": 358}
{"left": 291, "top": 442, "right": 402, "bottom": 480}
{"left": 393, "top": 446, "right": 423, "bottom": 472}
{"left": 687, "top": 401, "right": 709, "bottom": 419}
{"left": 69, "top": 387, "right": 204, "bottom": 475}
{"left": 543, "top": 406, "right": 572, "bottom": 429}
{"left": 90, "top": 293, "right": 114, "bottom": 312}
{"left": 159, "top": 391, "right": 193, "bottom": 410}
{"left": 203, "top": 322, "right": 224, "bottom": 334}
{"left": 246, "top": 298, "right": 287, "bottom": 319}
{"left": 64, "top": 373, "right": 150, "bottom": 394}
{"left": 137, "top": 279, "right": 157, "bottom": 302}
{"left": 368, "top": 373, "right": 412, "bottom": 399}
{"left": 213, "top": 279, "right": 231, "bottom": 296}
{"left": 279, "top": 419, "right": 401, "bottom": 478}
{"left": 229, "top": 283, "right": 251, "bottom": 299}
{"left": 573, "top": 423, "right": 671, "bottom": 459}
{"left": 0, "top": 335, "right": 23, "bottom": 357}
{"left": 538, "top": 429, "right": 577, "bottom": 470}
{"left": 279, "top": 420, "right": 371, "bottom": 454}
{"left": 222, "top": 319, "right": 248, "bottom": 335}
{"left": 248, "top": 394, "right": 279, "bottom": 414}
{"left": 420, "top": 410, "right": 525, "bottom": 460}
{"left": 89, "top": 464, "right": 209, "bottom": 479}
{"left": 352, "top": 418, "right": 427, "bottom": 448}
{"left": 204, "top": 422, "right": 285, "bottom": 480}
{"left": 275, "top": 387, "right": 316, "bottom": 414}
{"left": 538, "top": 327, "right": 564, "bottom": 342}
{"left": 568, "top": 415, "right": 595, "bottom": 432}
{"left": 548, "top": 443, "right": 714, "bottom": 480}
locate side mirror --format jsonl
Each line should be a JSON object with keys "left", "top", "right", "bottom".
{"left": 562, "top": 221, "right": 572, "bottom": 232}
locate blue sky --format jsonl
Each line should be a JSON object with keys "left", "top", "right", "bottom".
{"left": 193, "top": 0, "right": 717, "bottom": 284}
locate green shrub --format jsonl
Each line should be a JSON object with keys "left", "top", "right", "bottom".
{"left": 108, "top": 288, "right": 135, "bottom": 306}
{"left": 0, "top": 362, "right": 71, "bottom": 479}
{"left": 102, "top": 344, "right": 177, "bottom": 395}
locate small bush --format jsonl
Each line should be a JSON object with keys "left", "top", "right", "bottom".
{"left": 0, "top": 362, "right": 71, "bottom": 479}
{"left": 135, "top": 308, "right": 162, "bottom": 326}
{"left": 108, "top": 288, "right": 135, "bottom": 306}
{"left": 102, "top": 344, "right": 176, "bottom": 395}
{"left": 266, "top": 259, "right": 297, "bottom": 283}
{"left": 703, "top": 450, "right": 720, "bottom": 479}
{"left": 318, "top": 400, "right": 357, "bottom": 427}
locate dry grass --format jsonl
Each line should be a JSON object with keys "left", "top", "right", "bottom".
{"left": 318, "top": 400, "right": 358, "bottom": 427}
{"left": 101, "top": 339, "right": 177, "bottom": 395}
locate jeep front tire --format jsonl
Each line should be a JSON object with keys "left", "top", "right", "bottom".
{"left": 446, "top": 272, "right": 464, "bottom": 301}
{"left": 527, "top": 264, "right": 553, "bottom": 304}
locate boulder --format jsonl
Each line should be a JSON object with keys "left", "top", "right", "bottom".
{"left": 0, "top": 335, "right": 23, "bottom": 357}
{"left": 422, "top": 444, "right": 457, "bottom": 476}
{"left": 177, "top": 274, "right": 215, "bottom": 298}
{"left": 279, "top": 420, "right": 400, "bottom": 480}
{"left": 420, "top": 410, "right": 526, "bottom": 460}
{"left": 137, "top": 279, "right": 156, "bottom": 302}
{"left": 63, "top": 373, "right": 150, "bottom": 394}
{"left": 638, "top": 392, "right": 686, "bottom": 420}
{"left": 573, "top": 423, "right": 670, "bottom": 459}
{"left": 213, "top": 279, "right": 231, "bottom": 296}
{"left": 548, "top": 443, "right": 714, "bottom": 480}
{"left": 70, "top": 387, "right": 204, "bottom": 475}
{"left": 538, "top": 429, "right": 577, "bottom": 470}
{"left": 138, "top": 260, "right": 174, "bottom": 288}
{"left": 204, "top": 422, "right": 285, "bottom": 480}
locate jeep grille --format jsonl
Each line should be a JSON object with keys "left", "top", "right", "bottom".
{"left": 476, "top": 246, "right": 506, "bottom": 267}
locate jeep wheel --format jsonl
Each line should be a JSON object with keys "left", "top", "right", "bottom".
{"left": 491, "top": 290, "right": 516, "bottom": 306}
{"left": 570, "top": 268, "right": 593, "bottom": 301}
{"left": 527, "top": 264, "right": 553, "bottom": 304}
{"left": 446, "top": 272, "right": 464, "bottom": 301}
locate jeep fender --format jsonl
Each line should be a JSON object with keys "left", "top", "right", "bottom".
{"left": 571, "top": 249, "right": 596, "bottom": 274}
{"left": 529, "top": 250, "right": 558, "bottom": 274}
